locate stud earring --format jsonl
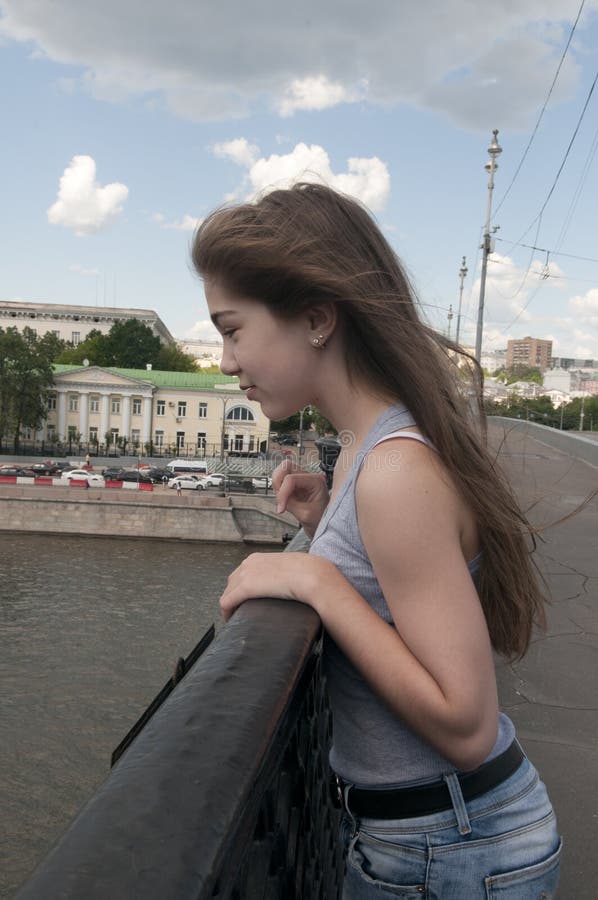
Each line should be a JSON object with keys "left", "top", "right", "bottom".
{"left": 312, "top": 334, "right": 326, "bottom": 347}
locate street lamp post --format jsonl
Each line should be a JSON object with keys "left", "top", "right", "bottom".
{"left": 455, "top": 256, "right": 468, "bottom": 346}
{"left": 475, "top": 129, "right": 502, "bottom": 362}
{"left": 447, "top": 304, "right": 454, "bottom": 340}
{"left": 298, "top": 406, "right": 311, "bottom": 457}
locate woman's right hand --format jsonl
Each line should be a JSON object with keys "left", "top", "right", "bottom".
{"left": 273, "top": 458, "right": 329, "bottom": 539}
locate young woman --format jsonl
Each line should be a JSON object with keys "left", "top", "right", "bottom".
{"left": 192, "top": 183, "right": 561, "bottom": 898}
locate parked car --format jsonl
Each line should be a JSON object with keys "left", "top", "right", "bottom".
{"left": 168, "top": 474, "right": 206, "bottom": 491}
{"left": 0, "top": 465, "right": 35, "bottom": 477}
{"left": 101, "top": 466, "right": 126, "bottom": 481}
{"left": 199, "top": 472, "right": 226, "bottom": 488}
{"left": 60, "top": 469, "right": 105, "bottom": 486}
{"left": 251, "top": 476, "right": 273, "bottom": 490}
{"left": 144, "top": 467, "right": 171, "bottom": 484}
{"left": 274, "top": 435, "right": 297, "bottom": 445}
{"left": 223, "top": 476, "right": 255, "bottom": 494}
{"left": 30, "top": 461, "right": 62, "bottom": 476}
{"left": 118, "top": 469, "right": 153, "bottom": 484}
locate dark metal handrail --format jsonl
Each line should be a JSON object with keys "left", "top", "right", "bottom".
{"left": 15, "top": 599, "right": 343, "bottom": 900}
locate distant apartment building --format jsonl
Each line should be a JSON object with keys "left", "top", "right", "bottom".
{"left": 0, "top": 300, "right": 175, "bottom": 346}
{"left": 550, "top": 356, "right": 597, "bottom": 371}
{"left": 543, "top": 368, "right": 581, "bottom": 394}
{"left": 177, "top": 338, "right": 223, "bottom": 368}
{"left": 480, "top": 349, "right": 506, "bottom": 373}
{"left": 506, "top": 336, "right": 553, "bottom": 373}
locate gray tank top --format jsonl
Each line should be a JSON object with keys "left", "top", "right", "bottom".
{"left": 309, "top": 404, "right": 515, "bottom": 786}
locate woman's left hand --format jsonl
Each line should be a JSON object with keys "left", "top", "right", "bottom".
{"left": 219, "top": 551, "right": 334, "bottom": 621}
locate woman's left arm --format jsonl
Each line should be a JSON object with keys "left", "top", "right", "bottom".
{"left": 219, "top": 442, "right": 499, "bottom": 770}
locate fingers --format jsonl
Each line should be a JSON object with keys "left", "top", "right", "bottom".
{"left": 272, "top": 457, "right": 303, "bottom": 491}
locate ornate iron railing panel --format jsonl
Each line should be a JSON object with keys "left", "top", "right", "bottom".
{"left": 15, "top": 599, "right": 344, "bottom": 900}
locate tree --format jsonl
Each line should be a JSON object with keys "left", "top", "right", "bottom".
{"left": 155, "top": 343, "right": 197, "bottom": 372}
{"left": 0, "top": 326, "right": 59, "bottom": 452}
{"left": 55, "top": 319, "right": 197, "bottom": 371}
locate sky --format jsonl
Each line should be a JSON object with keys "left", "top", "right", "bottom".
{"left": 1, "top": 0, "right": 597, "bottom": 360}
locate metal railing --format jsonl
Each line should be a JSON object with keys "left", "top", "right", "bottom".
{"left": 15, "top": 598, "right": 344, "bottom": 900}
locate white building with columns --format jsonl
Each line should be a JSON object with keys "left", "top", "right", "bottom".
{"left": 43, "top": 365, "right": 270, "bottom": 457}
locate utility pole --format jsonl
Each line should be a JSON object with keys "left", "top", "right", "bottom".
{"left": 455, "top": 256, "right": 468, "bottom": 346}
{"left": 475, "top": 129, "right": 502, "bottom": 362}
{"left": 447, "top": 305, "right": 454, "bottom": 340}
{"left": 579, "top": 396, "right": 585, "bottom": 432}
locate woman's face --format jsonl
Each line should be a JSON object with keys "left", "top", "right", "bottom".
{"left": 205, "top": 280, "right": 324, "bottom": 421}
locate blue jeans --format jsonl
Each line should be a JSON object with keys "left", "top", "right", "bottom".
{"left": 340, "top": 754, "right": 562, "bottom": 899}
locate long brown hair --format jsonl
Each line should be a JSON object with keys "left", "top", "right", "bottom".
{"left": 192, "top": 181, "right": 546, "bottom": 659}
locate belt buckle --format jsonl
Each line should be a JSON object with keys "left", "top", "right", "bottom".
{"left": 330, "top": 773, "right": 344, "bottom": 810}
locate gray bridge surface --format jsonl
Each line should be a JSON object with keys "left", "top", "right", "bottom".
{"left": 488, "top": 419, "right": 597, "bottom": 898}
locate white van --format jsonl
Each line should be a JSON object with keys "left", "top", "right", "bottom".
{"left": 166, "top": 459, "right": 208, "bottom": 475}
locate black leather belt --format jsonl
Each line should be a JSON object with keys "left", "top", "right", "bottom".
{"left": 332, "top": 740, "right": 525, "bottom": 820}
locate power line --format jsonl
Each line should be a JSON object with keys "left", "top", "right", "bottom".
{"left": 510, "top": 67, "right": 598, "bottom": 249}
{"left": 494, "top": 236, "right": 598, "bottom": 265}
{"left": 493, "top": 0, "right": 587, "bottom": 216}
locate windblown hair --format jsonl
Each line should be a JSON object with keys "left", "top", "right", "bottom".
{"left": 192, "top": 182, "right": 546, "bottom": 659}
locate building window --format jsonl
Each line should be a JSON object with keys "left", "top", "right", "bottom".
{"left": 249, "top": 435, "right": 255, "bottom": 452}
{"left": 199, "top": 402, "right": 207, "bottom": 418}
{"left": 90, "top": 396, "right": 99, "bottom": 413}
{"left": 89, "top": 427, "right": 98, "bottom": 444}
{"left": 110, "top": 428, "right": 119, "bottom": 444}
{"left": 131, "top": 429, "right": 140, "bottom": 446}
{"left": 111, "top": 398, "right": 121, "bottom": 414}
{"left": 177, "top": 401, "right": 187, "bottom": 417}
{"left": 47, "top": 395, "right": 56, "bottom": 411}
{"left": 176, "top": 431, "right": 185, "bottom": 450}
{"left": 132, "top": 398, "right": 142, "bottom": 415}
{"left": 72, "top": 331, "right": 81, "bottom": 346}
{"left": 234, "top": 434, "right": 244, "bottom": 452}
{"left": 197, "top": 432, "right": 206, "bottom": 450}
{"left": 47, "top": 424, "right": 56, "bottom": 439}
{"left": 156, "top": 400, "right": 165, "bottom": 416}
{"left": 155, "top": 430, "right": 164, "bottom": 448}
{"left": 67, "top": 425, "right": 78, "bottom": 440}
{"left": 52, "top": 330, "right": 60, "bottom": 337}
{"left": 68, "top": 395, "right": 78, "bottom": 412}
{"left": 223, "top": 434, "right": 229, "bottom": 451}
{"left": 226, "top": 406, "right": 255, "bottom": 422}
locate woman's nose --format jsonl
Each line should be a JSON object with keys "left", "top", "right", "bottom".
{"left": 219, "top": 346, "right": 239, "bottom": 376}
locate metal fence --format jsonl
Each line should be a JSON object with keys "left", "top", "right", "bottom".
{"left": 15, "top": 598, "right": 344, "bottom": 900}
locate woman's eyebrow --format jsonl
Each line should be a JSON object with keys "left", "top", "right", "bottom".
{"left": 210, "top": 310, "right": 236, "bottom": 326}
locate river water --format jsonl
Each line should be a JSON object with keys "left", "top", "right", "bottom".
{"left": 0, "top": 533, "right": 270, "bottom": 898}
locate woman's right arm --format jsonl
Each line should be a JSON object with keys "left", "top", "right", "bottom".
{"left": 273, "top": 459, "right": 329, "bottom": 539}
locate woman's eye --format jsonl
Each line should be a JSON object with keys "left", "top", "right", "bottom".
{"left": 222, "top": 328, "right": 237, "bottom": 338}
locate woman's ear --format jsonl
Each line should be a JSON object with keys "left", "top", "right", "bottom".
{"left": 306, "top": 302, "right": 337, "bottom": 345}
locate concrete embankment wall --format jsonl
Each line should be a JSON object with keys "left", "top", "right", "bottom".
{"left": 0, "top": 486, "right": 298, "bottom": 544}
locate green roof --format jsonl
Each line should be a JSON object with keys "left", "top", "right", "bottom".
{"left": 53, "top": 364, "right": 239, "bottom": 392}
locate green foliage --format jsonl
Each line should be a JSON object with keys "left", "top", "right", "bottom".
{"left": 487, "top": 394, "right": 598, "bottom": 430}
{"left": 154, "top": 343, "right": 197, "bottom": 372}
{"left": 55, "top": 319, "right": 196, "bottom": 371}
{"left": 0, "top": 326, "right": 58, "bottom": 451}
{"left": 505, "top": 366, "right": 543, "bottom": 385}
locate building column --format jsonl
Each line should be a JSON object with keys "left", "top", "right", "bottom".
{"left": 141, "top": 396, "right": 152, "bottom": 445}
{"left": 78, "top": 391, "right": 89, "bottom": 442}
{"left": 57, "top": 390, "right": 67, "bottom": 441}
{"left": 121, "top": 394, "right": 132, "bottom": 440}
{"left": 100, "top": 393, "right": 110, "bottom": 443}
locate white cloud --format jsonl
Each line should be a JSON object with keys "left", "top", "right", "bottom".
{"left": 212, "top": 138, "right": 260, "bottom": 168}
{"left": 569, "top": 288, "right": 598, "bottom": 326}
{"left": 152, "top": 212, "right": 202, "bottom": 231}
{"left": 277, "top": 75, "right": 361, "bottom": 117}
{"left": 185, "top": 319, "right": 222, "bottom": 342}
{"left": 69, "top": 263, "right": 99, "bottom": 276}
{"left": 47, "top": 155, "right": 128, "bottom": 236}
{"left": 0, "top": 1, "right": 594, "bottom": 128}
{"left": 212, "top": 140, "right": 390, "bottom": 212}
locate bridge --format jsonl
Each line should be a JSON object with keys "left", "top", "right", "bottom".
{"left": 14, "top": 420, "right": 598, "bottom": 899}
